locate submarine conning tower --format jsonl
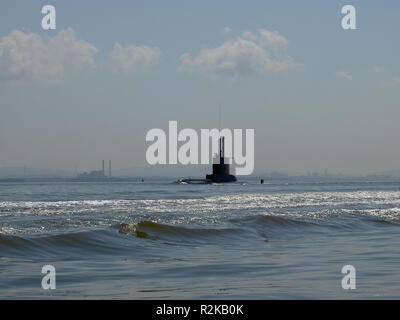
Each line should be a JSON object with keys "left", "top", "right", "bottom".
{"left": 206, "top": 136, "right": 237, "bottom": 183}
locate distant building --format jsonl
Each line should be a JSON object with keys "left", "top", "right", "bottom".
{"left": 77, "top": 170, "right": 105, "bottom": 179}
{"left": 75, "top": 160, "right": 109, "bottom": 180}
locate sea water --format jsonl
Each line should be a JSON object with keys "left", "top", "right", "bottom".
{"left": 1, "top": 179, "right": 400, "bottom": 299}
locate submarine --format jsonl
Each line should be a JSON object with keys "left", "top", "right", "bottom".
{"left": 206, "top": 136, "right": 237, "bottom": 183}
{"left": 177, "top": 137, "right": 237, "bottom": 184}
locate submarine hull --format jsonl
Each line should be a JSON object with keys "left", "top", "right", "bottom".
{"left": 206, "top": 173, "right": 237, "bottom": 183}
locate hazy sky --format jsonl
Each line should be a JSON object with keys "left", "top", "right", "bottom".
{"left": 0, "top": 0, "right": 399, "bottom": 175}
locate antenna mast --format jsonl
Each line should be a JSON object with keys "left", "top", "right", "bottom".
{"left": 218, "top": 105, "right": 221, "bottom": 131}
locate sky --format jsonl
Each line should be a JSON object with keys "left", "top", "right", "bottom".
{"left": 0, "top": 0, "right": 399, "bottom": 175}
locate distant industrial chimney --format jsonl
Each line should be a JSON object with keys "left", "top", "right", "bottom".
{"left": 109, "top": 160, "right": 111, "bottom": 177}
{"left": 102, "top": 160, "right": 105, "bottom": 176}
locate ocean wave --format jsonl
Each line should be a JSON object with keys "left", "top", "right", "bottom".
{"left": 0, "top": 229, "right": 134, "bottom": 259}
{"left": 117, "top": 221, "right": 244, "bottom": 243}
{"left": 1, "top": 190, "right": 400, "bottom": 239}
{"left": 1, "top": 210, "right": 399, "bottom": 261}
{"left": 228, "top": 214, "right": 318, "bottom": 227}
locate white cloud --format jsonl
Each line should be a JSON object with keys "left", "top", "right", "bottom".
{"left": 242, "top": 29, "right": 288, "bottom": 48}
{"left": 179, "top": 29, "right": 299, "bottom": 78}
{"left": 334, "top": 71, "right": 353, "bottom": 80}
{"left": 0, "top": 28, "right": 98, "bottom": 80}
{"left": 110, "top": 43, "right": 161, "bottom": 74}
{"left": 222, "top": 27, "right": 232, "bottom": 36}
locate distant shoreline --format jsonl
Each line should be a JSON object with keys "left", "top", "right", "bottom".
{"left": 0, "top": 176, "right": 399, "bottom": 184}
{"left": 0, "top": 177, "right": 145, "bottom": 183}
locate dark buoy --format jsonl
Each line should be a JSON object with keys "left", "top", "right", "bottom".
{"left": 260, "top": 179, "right": 264, "bottom": 184}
